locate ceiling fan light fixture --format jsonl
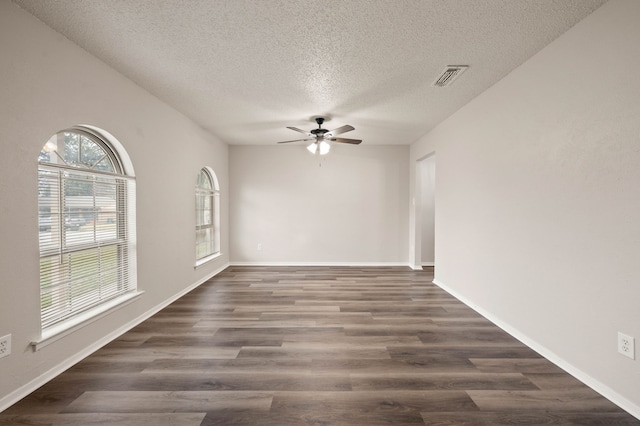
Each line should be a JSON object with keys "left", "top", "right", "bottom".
{"left": 319, "top": 140, "right": 330, "bottom": 155}
{"left": 307, "top": 142, "right": 318, "bottom": 154}
{"left": 307, "top": 140, "right": 331, "bottom": 155}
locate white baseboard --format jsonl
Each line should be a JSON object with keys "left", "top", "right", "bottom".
{"left": 0, "top": 262, "right": 229, "bottom": 413}
{"left": 432, "top": 278, "right": 640, "bottom": 420}
{"left": 421, "top": 262, "right": 435, "bottom": 267}
{"left": 229, "top": 261, "right": 411, "bottom": 267}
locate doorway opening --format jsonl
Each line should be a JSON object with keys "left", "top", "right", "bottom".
{"left": 415, "top": 154, "right": 435, "bottom": 268}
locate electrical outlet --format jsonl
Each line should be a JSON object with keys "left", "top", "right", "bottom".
{"left": 257, "top": 243, "right": 263, "bottom": 251}
{"left": 0, "top": 334, "right": 11, "bottom": 359}
{"left": 618, "top": 332, "right": 635, "bottom": 359}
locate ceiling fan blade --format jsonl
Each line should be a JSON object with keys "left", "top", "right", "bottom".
{"left": 325, "top": 125, "right": 354, "bottom": 137}
{"left": 277, "top": 138, "right": 315, "bottom": 144}
{"left": 286, "top": 126, "right": 311, "bottom": 135}
{"left": 329, "top": 137, "right": 362, "bottom": 145}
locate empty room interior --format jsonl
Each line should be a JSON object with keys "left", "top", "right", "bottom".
{"left": 1, "top": 0, "right": 639, "bottom": 424}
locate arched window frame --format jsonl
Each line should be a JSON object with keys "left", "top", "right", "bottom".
{"left": 195, "top": 166, "right": 220, "bottom": 267}
{"left": 35, "top": 126, "right": 138, "bottom": 348}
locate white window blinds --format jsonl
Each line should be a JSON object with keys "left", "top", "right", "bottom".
{"left": 38, "top": 130, "right": 136, "bottom": 330}
{"left": 195, "top": 167, "right": 220, "bottom": 262}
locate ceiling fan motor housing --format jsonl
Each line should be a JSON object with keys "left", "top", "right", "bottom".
{"left": 311, "top": 117, "right": 327, "bottom": 136}
{"left": 311, "top": 128, "right": 328, "bottom": 136}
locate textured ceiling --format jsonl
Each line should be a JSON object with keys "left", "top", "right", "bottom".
{"left": 14, "top": 0, "right": 607, "bottom": 146}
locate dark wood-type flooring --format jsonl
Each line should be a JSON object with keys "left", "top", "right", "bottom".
{"left": 2, "top": 266, "right": 639, "bottom": 425}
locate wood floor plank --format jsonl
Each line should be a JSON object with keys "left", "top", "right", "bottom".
{"left": 524, "top": 372, "right": 597, "bottom": 390}
{"left": 0, "top": 413, "right": 206, "bottom": 426}
{"left": 268, "top": 390, "right": 477, "bottom": 425}
{"left": 193, "top": 320, "right": 318, "bottom": 328}
{"left": 418, "top": 327, "right": 523, "bottom": 345}
{"left": 2, "top": 390, "right": 84, "bottom": 415}
{"left": 237, "top": 344, "right": 392, "bottom": 360}
{"left": 350, "top": 372, "right": 539, "bottom": 391}
{"left": 63, "top": 391, "right": 272, "bottom": 413}
{"left": 469, "top": 357, "right": 566, "bottom": 374}
{"left": 388, "top": 345, "right": 542, "bottom": 360}
{"left": 86, "top": 346, "right": 240, "bottom": 361}
{"left": 310, "top": 358, "right": 478, "bottom": 374}
{"left": 467, "top": 389, "right": 625, "bottom": 412}
{"left": 292, "top": 334, "right": 424, "bottom": 346}
{"left": 421, "top": 411, "right": 640, "bottom": 425}
{"left": 140, "top": 335, "right": 283, "bottom": 347}
{"left": 142, "top": 358, "right": 314, "bottom": 374}
{"left": 2, "top": 266, "right": 638, "bottom": 425}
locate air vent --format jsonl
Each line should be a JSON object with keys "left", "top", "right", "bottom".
{"left": 433, "top": 65, "right": 468, "bottom": 87}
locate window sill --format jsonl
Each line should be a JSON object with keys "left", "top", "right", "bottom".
{"left": 31, "top": 291, "right": 144, "bottom": 351}
{"left": 194, "top": 252, "right": 222, "bottom": 269}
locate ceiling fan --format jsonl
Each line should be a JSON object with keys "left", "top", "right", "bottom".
{"left": 277, "top": 117, "right": 362, "bottom": 155}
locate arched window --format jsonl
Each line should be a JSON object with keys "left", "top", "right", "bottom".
{"left": 195, "top": 167, "right": 220, "bottom": 265}
{"left": 37, "top": 127, "right": 136, "bottom": 335}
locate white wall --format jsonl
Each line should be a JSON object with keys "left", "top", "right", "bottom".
{"left": 0, "top": 2, "right": 229, "bottom": 408}
{"left": 230, "top": 145, "right": 408, "bottom": 264}
{"left": 410, "top": 0, "right": 640, "bottom": 416}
